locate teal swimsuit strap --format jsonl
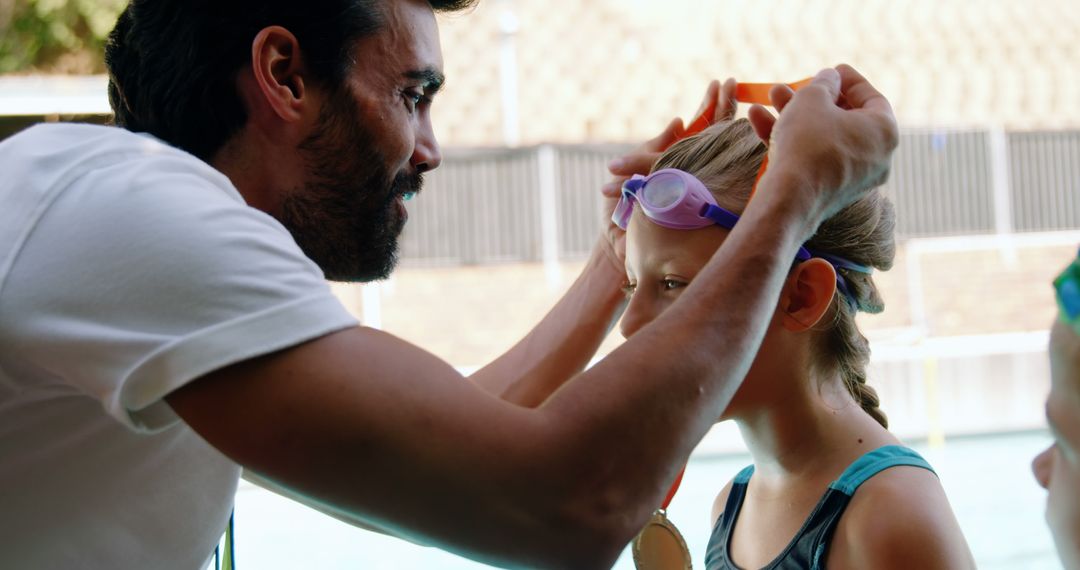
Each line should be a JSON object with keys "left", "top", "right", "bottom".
{"left": 705, "top": 446, "right": 938, "bottom": 570}
{"left": 733, "top": 464, "right": 755, "bottom": 485}
{"left": 829, "top": 445, "right": 935, "bottom": 496}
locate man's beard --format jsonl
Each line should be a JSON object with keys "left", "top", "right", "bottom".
{"left": 281, "top": 88, "right": 421, "bottom": 282}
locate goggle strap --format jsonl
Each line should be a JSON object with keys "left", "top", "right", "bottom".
{"left": 700, "top": 204, "right": 739, "bottom": 230}
{"left": 840, "top": 279, "right": 861, "bottom": 310}
{"left": 612, "top": 176, "right": 648, "bottom": 230}
{"left": 704, "top": 204, "right": 868, "bottom": 278}
{"left": 623, "top": 175, "right": 647, "bottom": 196}
{"left": 812, "top": 250, "right": 874, "bottom": 275}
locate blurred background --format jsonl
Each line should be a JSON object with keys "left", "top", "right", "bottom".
{"left": 3, "top": 0, "right": 1078, "bottom": 568}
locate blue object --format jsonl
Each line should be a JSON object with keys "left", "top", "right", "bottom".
{"left": 1055, "top": 248, "right": 1080, "bottom": 335}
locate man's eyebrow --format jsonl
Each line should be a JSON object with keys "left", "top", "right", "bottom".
{"left": 404, "top": 68, "right": 445, "bottom": 94}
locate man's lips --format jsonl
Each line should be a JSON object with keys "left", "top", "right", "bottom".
{"left": 394, "top": 193, "right": 409, "bottom": 223}
{"left": 389, "top": 172, "right": 422, "bottom": 225}
{"left": 394, "top": 172, "right": 423, "bottom": 200}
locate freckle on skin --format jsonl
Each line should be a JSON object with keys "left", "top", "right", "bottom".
{"left": 858, "top": 438, "right": 863, "bottom": 444}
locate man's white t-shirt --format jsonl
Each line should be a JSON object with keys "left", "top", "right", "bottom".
{"left": 0, "top": 124, "right": 359, "bottom": 569}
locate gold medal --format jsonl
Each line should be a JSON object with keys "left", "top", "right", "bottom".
{"left": 631, "top": 508, "right": 692, "bottom": 570}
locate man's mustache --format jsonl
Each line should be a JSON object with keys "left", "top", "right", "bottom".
{"left": 392, "top": 171, "right": 424, "bottom": 198}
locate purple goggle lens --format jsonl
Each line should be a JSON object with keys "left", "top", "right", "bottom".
{"left": 613, "top": 169, "right": 721, "bottom": 231}
{"left": 612, "top": 168, "right": 873, "bottom": 307}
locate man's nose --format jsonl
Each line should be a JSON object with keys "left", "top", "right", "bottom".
{"left": 411, "top": 121, "right": 442, "bottom": 173}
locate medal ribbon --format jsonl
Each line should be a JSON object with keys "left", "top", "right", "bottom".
{"left": 653, "top": 78, "right": 811, "bottom": 512}
{"left": 661, "top": 466, "right": 684, "bottom": 511}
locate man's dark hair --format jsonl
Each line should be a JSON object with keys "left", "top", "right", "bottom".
{"left": 105, "top": 0, "right": 475, "bottom": 161}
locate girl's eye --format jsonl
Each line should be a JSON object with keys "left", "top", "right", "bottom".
{"left": 662, "top": 278, "right": 687, "bottom": 291}
{"left": 620, "top": 282, "right": 637, "bottom": 298}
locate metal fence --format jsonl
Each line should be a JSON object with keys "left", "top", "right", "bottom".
{"left": 399, "top": 129, "right": 1080, "bottom": 266}
{"left": 1010, "top": 130, "right": 1080, "bottom": 232}
{"left": 884, "top": 129, "right": 996, "bottom": 237}
{"left": 400, "top": 144, "right": 628, "bottom": 266}
{"left": 401, "top": 148, "right": 545, "bottom": 265}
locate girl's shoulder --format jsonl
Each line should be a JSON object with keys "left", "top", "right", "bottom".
{"left": 710, "top": 463, "right": 757, "bottom": 527}
{"left": 709, "top": 477, "right": 738, "bottom": 529}
{"left": 828, "top": 466, "right": 975, "bottom": 569}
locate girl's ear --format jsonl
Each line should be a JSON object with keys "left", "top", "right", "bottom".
{"left": 780, "top": 258, "right": 837, "bottom": 332}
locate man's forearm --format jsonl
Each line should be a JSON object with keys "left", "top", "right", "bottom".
{"left": 469, "top": 236, "right": 627, "bottom": 407}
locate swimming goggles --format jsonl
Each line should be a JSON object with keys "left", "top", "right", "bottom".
{"left": 612, "top": 168, "right": 872, "bottom": 304}
{"left": 1055, "top": 248, "right": 1080, "bottom": 335}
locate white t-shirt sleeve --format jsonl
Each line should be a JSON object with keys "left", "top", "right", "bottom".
{"left": 1, "top": 151, "right": 358, "bottom": 432}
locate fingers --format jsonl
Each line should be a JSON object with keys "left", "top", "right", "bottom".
{"left": 604, "top": 118, "right": 682, "bottom": 196}
{"left": 768, "top": 83, "right": 796, "bottom": 113}
{"left": 802, "top": 67, "right": 842, "bottom": 106}
{"left": 835, "top": 63, "right": 893, "bottom": 114}
{"left": 834, "top": 63, "right": 899, "bottom": 150}
{"left": 601, "top": 179, "right": 623, "bottom": 197}
{"left": 607, "top": 148, "right": 662, "bottom": 178}
{"left": 694, "top": 80, "right": 721, "bottom": 121}
{"left": 717, "top": 77, "right": 738, "bottom": 121}
{"left": 747, "top": 104, "right": 775, "bottom": 145}
{"left": 645, "top": 117, "right": 686, "bottom": 153}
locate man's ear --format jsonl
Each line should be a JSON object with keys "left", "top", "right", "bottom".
{"left": 780, "top": 258, "right": 837, "bottom": 332}
{"left": 249, "top": 26, "right": 307, "bottom": 122}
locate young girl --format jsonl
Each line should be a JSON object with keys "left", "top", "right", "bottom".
{"left": 616, "top": 118, "right": 975, "bottom": 569}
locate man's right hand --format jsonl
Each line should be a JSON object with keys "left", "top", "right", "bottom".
{"left": 747, "top": 64, "right": 899, "bottom": 226}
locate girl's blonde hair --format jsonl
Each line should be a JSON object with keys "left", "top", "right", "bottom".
{"left": 653, "top": 119, "right": 895, "bottom": 428}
